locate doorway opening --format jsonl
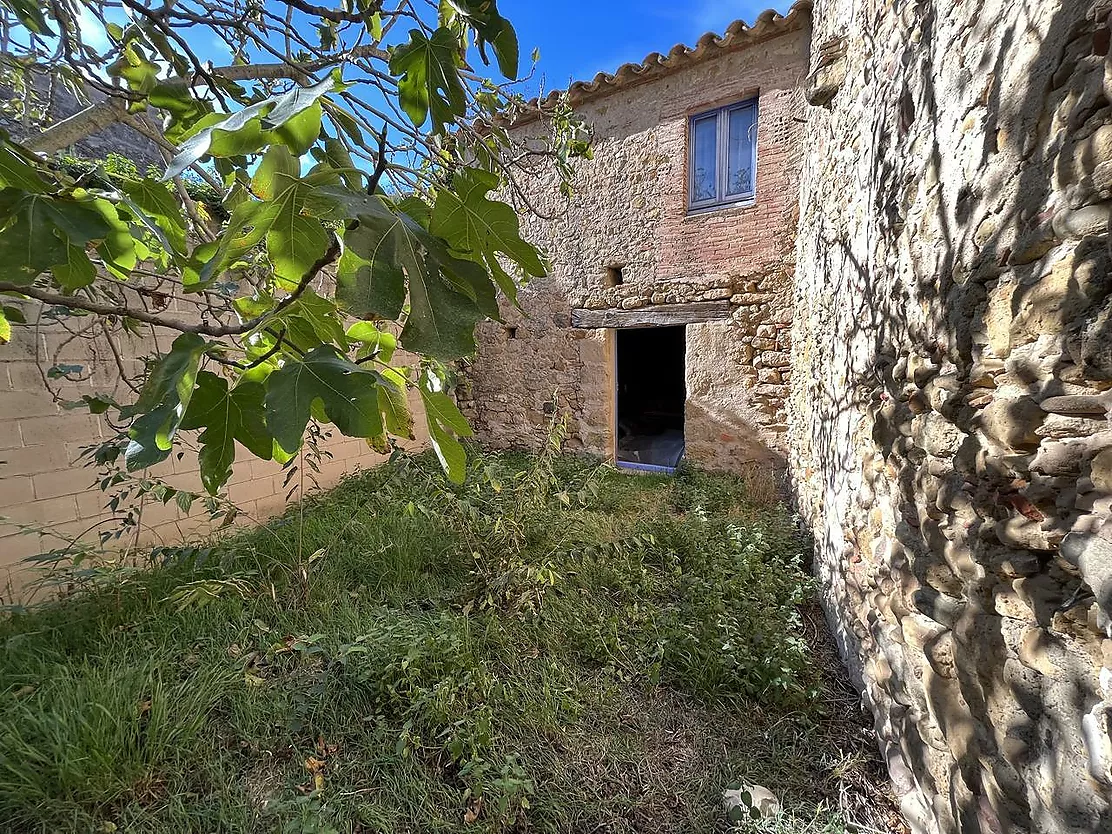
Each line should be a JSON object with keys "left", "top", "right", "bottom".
{"left": 615, "top": 325, "right": 686, "bottom": 473}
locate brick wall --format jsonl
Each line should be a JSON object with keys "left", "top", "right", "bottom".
{"left": 0, "top": 304, "right": 427, "bottom": 594}
{"left": 460, "top": 19, "right": 810, "bottom": 470}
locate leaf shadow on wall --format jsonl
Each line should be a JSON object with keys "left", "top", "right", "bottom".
{"left": 798, "top": 0, "right": 1112, "bottom": 831}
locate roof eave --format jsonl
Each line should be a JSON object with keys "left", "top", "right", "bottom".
{"left": 507, "top": 0, "right": 813, "bottom": 129}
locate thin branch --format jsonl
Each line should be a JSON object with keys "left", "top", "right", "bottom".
{"left": 0, "top": 234, "right": 341, "bottom": 338}
{"left": 206, "top": 328, "right": 289, "bottom": 369}
{"left": 25, "top": 46, "right": 389, "bottom": 154}
{"left": 278, "top": 0, "right": 364, "bottom": 24}
{"left": 367, "top": 127, "right": 390, "bottom": 194}
{"left": 100, "top": 320, "right": 143, "bottom": 395}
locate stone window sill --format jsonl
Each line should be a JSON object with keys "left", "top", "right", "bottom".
{"left": 685, "top": 197, "right": 757, "bottom": 218}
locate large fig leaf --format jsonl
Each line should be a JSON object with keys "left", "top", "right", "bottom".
{"left": 123, "top": 178, "right": 188, "bottom": 254}
{"left": 0, "top": 143, "right": 49, "bottom": 192}
{"left": 389, "top": 27, "right": 466, "bottom": 133}
{"left": 264, "top": 345, "right": 385, "bottom": 455}
{"left": 337, "top": 208, "right": 410, "bottom": 319}
{"left": 442, "top": 0, "right": 519, "bottom": 79}
{"left": 430, "top": 167, "right": 545, "bottom": 301}
{"left": 420, "top": 385, "right": 472, "bottom": 484}
{"left": 252, "top": 146, "right": 330, "bottom": 286}
{"left": 125, "top": 333, "right": 207, "bottom": 470}
{"left": 180, "top": 371, "right": 273, "bottom": 493}
{"left": 163, "top": 78, "right": 332, "bottom": 179}
{"left": 0, "top": 193, "right": 112, "bottom": 288}
{"left": 0, "top": 194, "right": 68, "bottom": 284}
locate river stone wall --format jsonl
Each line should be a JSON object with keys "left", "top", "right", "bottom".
{"left": 459, "top": 19, "right": 810, "bottom": 470}
{"left": 791, "top": 0, "right": 1112, "bottom": 831}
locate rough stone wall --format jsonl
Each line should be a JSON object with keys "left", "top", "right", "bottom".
{"left": 460, "top": 23, "right": 809, "bottom": 469}
{"left": 791, "top": 0, "right": 1112, "bottom": 832}
{"left": 0, "top": 304, "right": 427, "bottom": 594}
{"left": 1, "top": 67, "right": 164, "bottom": 170}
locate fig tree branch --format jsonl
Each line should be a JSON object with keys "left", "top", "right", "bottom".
{"left": 0, "top": 234, "right": 341, "bottom": 338}
{"left": 25, "top": 45, "right": 389, "bottom": 154}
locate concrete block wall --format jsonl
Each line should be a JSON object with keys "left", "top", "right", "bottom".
{"left": 0, "top": 305, "right": 427, "bottom": 595}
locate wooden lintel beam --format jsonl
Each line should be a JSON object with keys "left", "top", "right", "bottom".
{"left": 570, "top": 300, "right": 731, "bottom": 329}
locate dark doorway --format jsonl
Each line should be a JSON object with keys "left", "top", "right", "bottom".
{"left": 615, "top": 325, "right": 686, "bottom": 471}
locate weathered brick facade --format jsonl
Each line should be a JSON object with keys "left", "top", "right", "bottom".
{"left": 459, "top": 6, "right": 811, "bottom": 471}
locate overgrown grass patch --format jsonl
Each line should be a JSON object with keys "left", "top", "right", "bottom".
{"left": 0, "top": 450, "right": 900, "bottom": 833}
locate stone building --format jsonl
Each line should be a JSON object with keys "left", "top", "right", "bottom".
{"left": 462, "top": 0, "right": 1112, "bottom": 832}
{"left": 459, "top": 3, "right": 812, "bottom": 472}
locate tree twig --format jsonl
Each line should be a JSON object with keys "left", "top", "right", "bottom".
{"left": 0, "top": 234, "right": 342, "bottom": 338}
{"left": 25, "top": 46, "right": 389, "bottom": 154}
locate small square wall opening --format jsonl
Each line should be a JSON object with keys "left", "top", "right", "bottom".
{"left": 615, "top": 325, "right": 686, "bottom": 472}
{"left": 604, "top": 265, "right": 625, "bottom": 287}
{"left": 505, "top": 326, "right": 518, "bottom": 340}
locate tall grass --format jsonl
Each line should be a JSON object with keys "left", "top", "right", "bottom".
{"left": 0, "top": 450, "right": 892, "bottom": 833}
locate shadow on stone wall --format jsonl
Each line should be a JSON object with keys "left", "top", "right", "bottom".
{"left": 795, "top": 0, "right": 1112, "bottom": 831}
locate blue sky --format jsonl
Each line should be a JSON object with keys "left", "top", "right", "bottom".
{"left": 501, "top": 1, "right": 795, "bottom": 96}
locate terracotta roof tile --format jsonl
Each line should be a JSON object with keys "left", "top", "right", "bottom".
{"left": 515, "top": 0, "right": 812, "bottom": 123}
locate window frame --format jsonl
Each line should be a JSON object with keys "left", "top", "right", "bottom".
{"left": 687, "top": 97, "right": 759, "bottom": 213}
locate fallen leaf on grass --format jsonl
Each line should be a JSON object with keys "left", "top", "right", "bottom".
{"left": 464, "top": 796, "right": 482, "bottom": 824}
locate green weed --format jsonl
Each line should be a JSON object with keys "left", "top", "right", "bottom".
{"left": 0, "top": 450, "right": 896, "bottom": 833}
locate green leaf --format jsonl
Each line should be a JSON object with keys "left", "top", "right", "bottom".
{"left": 389, "top": 27, "right": 466, "bottom": 133}
{"left": 180, "top": 372, "right": 273, "bottom": 493}
{"left": 402, "top": 251, "right": 485, "bottom": 358}
{"left": 441, "top": 0, "right": 518, "bottom": 79}
{"left": 0, "top": 193, "right": 123, "bottom": 287}
{"left": 346, "top": 321, "right": 397, "bottom": 363}
{"left": 164, "top": 79, "right": 334, "bottom": 178}
{"left": 324, "top": 189, "right": 495, "bottom": 358}
{"left": 478, "top": 12, "right": 518, "bottom": 79}
{"left": 0, "top": 143, "right": 48, "bottom": 192}
{"left": 272, "top": 104, "right": 324, "bottom": 156}
{"left": 123, "top": 177, "right": 188, "bottom": 254}
{"left": 124, "top": 333, "right": 207, "bottom": 470}
{"left": 149, "top": 84, "right": 212, "bottom": 142}
{"left": 264, "top": 345, "right": 385, "bottom": 455}
{"left": 0, "top": 194, "right": 68, "bottom": 284}
{"left": 321, "top": 138, "right": 360, "bottom": 190}
{"left": 74, "top": 394, "right": 118, "bottom": 415}
{"left": 91, "top": 199, "right": 137, "bottom": 278}
{"left": 0, "top": 307, "right": 9, "bottom": 345}
{"left": 51, "top": 245, "right": 97, "bottom": 290}
{"left": 164, "top": 101, "right": 271, "bottom": 180}
{"left": 46, "top": 364, "right": 83, "bottom": 379}
{"left": 268, "top": 287, "right": 348, "bottom": 353}
{"left": 42, "top": 197, "right": 112, "bottom": 246}
{"left": 378, "top": 367, "right": 414, "bottom": 439}
{"left": 252, "top": 146, "right": 329, "bottom": 285}
{"left": 420, "top": 386, "right": 472, "bottom": 483}
{"left": 324, "top": 102, "right": 364, "bottom": 146}
{"left": 1, "top": 304, "right": 24, "bottom": 324}
{"left": 262, "top": 76, "right": 334, "bottom": 133}
{"left": 431, "top": 167, "right": 545, "bottom": 302}
{"left": 337, "top": 208, "right": 409, "bottom": 319}
{"left": 187, "top": 198, "right": 276, "bottom": 289}
{"left": 2, "top": 0, "right": 53, "bottom": 34}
